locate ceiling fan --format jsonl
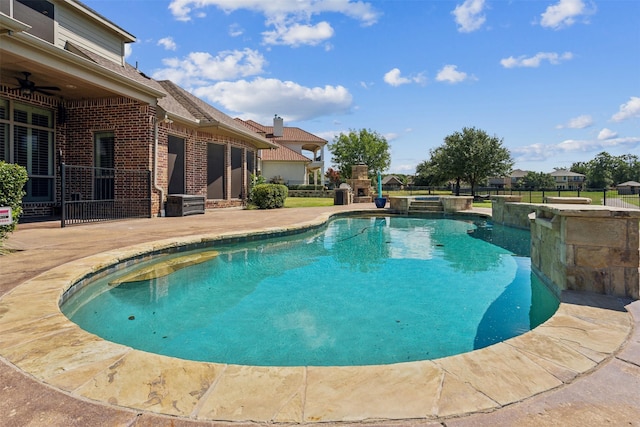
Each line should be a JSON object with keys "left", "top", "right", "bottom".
{"left": 14, "top": 71, "right": 60, "bottom": 96}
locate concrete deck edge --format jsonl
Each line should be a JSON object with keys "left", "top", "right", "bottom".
{"left": 0, "top": 209, "right": 634, "bottom": 423}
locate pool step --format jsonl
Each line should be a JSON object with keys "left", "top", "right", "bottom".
{"left": 408, "top": 199, "right": 444, "bottom": 214}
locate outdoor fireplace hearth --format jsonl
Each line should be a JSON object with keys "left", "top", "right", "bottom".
{"left": 347, "top": 164, "right": 373, "bottom": 203}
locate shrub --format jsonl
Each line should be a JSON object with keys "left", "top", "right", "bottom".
{"left": 250, "top": 184, "right": 288, "bottom": 209}
{"left": 287, "top": 184, "right": 326, "bottom": 190}
{"left": 0, "top": 161, "right": 28, "bottom": 243}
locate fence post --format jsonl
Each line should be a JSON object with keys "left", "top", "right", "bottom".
{"left": 603, "top": 188, "right": 606, "bottom": 206}
{"left": 542, "top": 189, "right": 545, "bottom": 203}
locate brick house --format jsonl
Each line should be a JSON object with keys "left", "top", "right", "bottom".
{"left": 0, "top": 0, "right": 276, "bottom": 220}
{"left": 235, "top": 117, "right": 327, "bottom": 186}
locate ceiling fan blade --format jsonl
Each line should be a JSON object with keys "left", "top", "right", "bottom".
{"left": 36, "top": 86, "right": 61, "bottom": 91}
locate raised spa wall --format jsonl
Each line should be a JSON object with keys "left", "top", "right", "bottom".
{"left": 388, "top": 196, "right": 473, "bottom": 213}
{"left": 492, "top": 195, "right": 640, "bottom": 300}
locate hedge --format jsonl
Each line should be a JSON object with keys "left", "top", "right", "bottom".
{"left": 0, "top": 161, "right": 28, "bottom": 243}
{"left": 250, "top": 184, "right": 288, "bottom": 209}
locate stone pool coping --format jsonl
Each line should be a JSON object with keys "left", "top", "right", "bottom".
{"left": 0, "top": 210, "right": 634, "bottom": 423}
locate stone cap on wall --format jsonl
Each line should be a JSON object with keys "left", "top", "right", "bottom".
{"left": 534, "top": 204, "right": 640, "bottom": 219}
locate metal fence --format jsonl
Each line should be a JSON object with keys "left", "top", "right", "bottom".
{"left": 60, "top": 164, "right": 152, "bottom": 227}
{"left": 382, "top": 185, "right": 640, "bottom": 209}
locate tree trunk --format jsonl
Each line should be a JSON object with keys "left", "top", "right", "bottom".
{"left": 455, "top": 177, "right": 461, "bottom": 196}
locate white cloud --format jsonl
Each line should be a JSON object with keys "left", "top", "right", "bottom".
{"left": 383, "top": 68, "right": 425, "bottom": 87}
{"left": 124, "top": 44, "right": 132, "bottom": 59}
{"left": 539, "top": 0, "right": 595, "bottom": 30}
{"left": 435, "top": 65, "right": 474, "bottom": 84}
{"left": 597, "top": 128, "right": 618, "bottom": 140}
{"left": 512, "top": 136, "right": 640, "bottom": 163}
{"left": 556, "top": 114, "right": 593, "bottom": 129}
{"left": 228, "top": 23, "right": 244, "bottom": 37}
{"left": 193, "top": 77, "right": 353, "bottom": 122}
{"left": 611, "top": 96, "right": 640, "bottom": 122}
{"left": 500, "top": 51, "right": 573, "bottom": 68}
{"left": 157, "top": 37, "right": 178, "bottom": 51}
{"left": 151, "top": 48, "right": 267, "bottom": 86}
{"left": 452, "top": 0, "right": 486, "bottom": 33}
{"left": 262, "top": 21, "right": 334, "bottom": 46}
{"left": 168, "top": 0, "right": 380, "bottom": 46}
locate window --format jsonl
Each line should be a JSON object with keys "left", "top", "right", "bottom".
{"left": 0, "top": 99, "right": 55, "bottom": 202}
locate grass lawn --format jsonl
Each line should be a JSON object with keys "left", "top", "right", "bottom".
{"left": 284, "top": 197, "right": 334, "bottom": 208}
{"left": 472, "top": 201, "right": 492, "bottom": 209}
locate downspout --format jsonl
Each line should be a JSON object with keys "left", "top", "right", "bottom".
{"left": 153, "top": 117, "right": 166, "bottom": 217}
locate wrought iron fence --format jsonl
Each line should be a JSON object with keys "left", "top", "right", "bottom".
{"left": 60, "top": 164, "right": 152, "bottom": 227}
{"left": 382, "top": 185, "right": 640, "bottom": 209}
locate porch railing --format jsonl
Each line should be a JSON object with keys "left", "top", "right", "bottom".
{"left": 60, "top": 163, "right": 152, "bottom": 227}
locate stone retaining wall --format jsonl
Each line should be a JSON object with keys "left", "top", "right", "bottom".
{"left": 491, "top": 196, "right": 536, "bottom": 229}
{"left": 530, "top": 205, "right": 639, "bottom": 299}
{"left": 493, "top": 197, "right": 639, "bottom": 300}
{"left": 441, "top": 196, "right": 473, "bottom": 213}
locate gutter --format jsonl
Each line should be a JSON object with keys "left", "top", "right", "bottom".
{"left": 153, "top": 116, "right": 165, "bottom": 217}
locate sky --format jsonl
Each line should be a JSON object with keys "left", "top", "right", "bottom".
{"left": 83, "top": 0, "right": 640, "bottom": 175}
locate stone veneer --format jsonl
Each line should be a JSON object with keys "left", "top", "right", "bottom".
{"left": 492, "top": 196, "right": 640, "bottom": 300}
{"left": 388, "top": 196, "right": 474, "bottom": 214}
{"left": 531, "top": 204, "right": 640, "bottom": 300}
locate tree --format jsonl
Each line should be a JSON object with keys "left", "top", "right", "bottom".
{"left": 572, "top": 152, "right": 640, "bottom": 188}
{"left": 328, "top": 129, "right": 391, "bottom": 179}
{"left": 428, "top": 127, "right": 513, "bottom": 196}
{"left": 414, "top": 158, "right": 448, "bottom": 187}
{"left": 324, "top": 167, "right": 342, "bottom": 188}
{"left": 520, "top": 171, "right": 555, "bottom": 189}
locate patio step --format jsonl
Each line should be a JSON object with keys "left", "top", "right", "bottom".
{"left": 408, "top": 200, "right": 444, "bottom": 214}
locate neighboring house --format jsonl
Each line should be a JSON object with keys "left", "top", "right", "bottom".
{"left": 0, "top": 0, "right": 276, "bottom": 220}
{"left": 488, "top": 169, "right": 529, "bottom": 189}
{"left": 382, "top": 175, "right": 403, "bottom": 189}
{"left": 235, "top": 117, "right": 327, "bottom": 186}
{"left": 550, "top": 169, "right": 586, "bottom": 190}
{"left": 617, "top": 181, "right": 640, "bottom": 195}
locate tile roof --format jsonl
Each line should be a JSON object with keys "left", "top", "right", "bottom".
{"left": 259, "top": 140, "right": 312, "bottom": 162}
{"left": 235, "top": 119, "right": 327, "bottom": 144}
{"left": 550, "top": 169, "right": 586, "bottom": 177}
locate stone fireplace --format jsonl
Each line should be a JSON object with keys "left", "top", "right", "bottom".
{"left": 347, "top": 164, "right": 373, "bottom": 203}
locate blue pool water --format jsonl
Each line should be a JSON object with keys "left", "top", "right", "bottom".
{"left": 63, "top": 216, "right": 559, "bottom": 366}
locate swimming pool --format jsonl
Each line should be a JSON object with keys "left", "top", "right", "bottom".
{"left": 62, "top": 215, "right": 559, "bottom": 366}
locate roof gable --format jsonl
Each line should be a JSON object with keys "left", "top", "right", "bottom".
{"left": 260, "top": 140, "right": 312, "bottom": 162}
{"left": 156, "top": 81, "right": 277, "bottom": 149}
{"left": 234, "top": 118, "right": 326, "bottom": 144}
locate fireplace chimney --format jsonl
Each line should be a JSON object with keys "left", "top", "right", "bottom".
{"left": 273, "top": 115, "right": 283, "bottom": 137}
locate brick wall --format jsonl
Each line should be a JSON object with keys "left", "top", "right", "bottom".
{"left": 3, "top": 86, "right": 261, "bottom": 218}
{"left": 159, "top": 122, "right": 257, "bottom": 211}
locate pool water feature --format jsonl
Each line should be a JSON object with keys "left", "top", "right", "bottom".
{"left": 63, "top": 216, "right": 559, "bottom": 367}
